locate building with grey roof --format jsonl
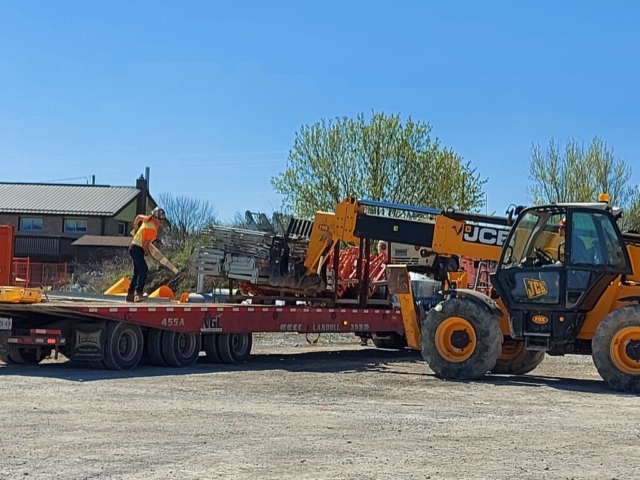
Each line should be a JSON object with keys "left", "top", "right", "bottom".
{"left": 0, "top": 174, "right": 157, "bottom": 264}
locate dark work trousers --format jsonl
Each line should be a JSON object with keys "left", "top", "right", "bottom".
{"left": 128, "top": 245, "right": 149, "bottom": 295}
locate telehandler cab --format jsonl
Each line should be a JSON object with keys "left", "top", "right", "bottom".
{"left": 421, "top": 194, "right": 640, "bottom": 393}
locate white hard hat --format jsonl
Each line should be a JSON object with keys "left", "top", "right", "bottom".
{"left": 152, "top": 207, "right": 166, "bottom": 220}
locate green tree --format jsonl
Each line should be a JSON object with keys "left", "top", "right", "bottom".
{"left": 271, "top": 112, "right": 487, "bottom": 218}
{"left": 528, "top": 136, "right": 640, "bottom": 231}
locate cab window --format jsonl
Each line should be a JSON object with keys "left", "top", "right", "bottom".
{"left": 570, "top": 212, "right": 628, "bottom": 269}
{"left": 501, "top": 211, "right": 564, "bottom": 268}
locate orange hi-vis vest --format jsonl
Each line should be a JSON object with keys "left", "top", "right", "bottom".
{"left": 132, "top": 217, "right": 158, "bottom": 247}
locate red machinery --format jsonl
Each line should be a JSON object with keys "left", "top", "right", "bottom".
{"left": 0, "top": 225, "right": 14, "bottom": 286}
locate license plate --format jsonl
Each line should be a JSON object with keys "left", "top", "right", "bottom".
{"left": 0, "top": 318, "right": 12, "bottom": 330}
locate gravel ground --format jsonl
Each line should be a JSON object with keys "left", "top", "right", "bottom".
{"left": 1, "top": 333, "right": 640, "bottom": 480}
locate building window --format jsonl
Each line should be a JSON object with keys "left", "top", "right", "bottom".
{"left": 64, "top": 219, "right": 88, "bottom": 233}
{"left": 117, "top": 222, "right": 127, "bottom": 236}
{"left": 20, "top": 217, "right": 43, "bottom": 232}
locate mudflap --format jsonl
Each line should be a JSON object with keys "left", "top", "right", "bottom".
{"left": 70, "top": 323, "right": 107, "bottom": 361}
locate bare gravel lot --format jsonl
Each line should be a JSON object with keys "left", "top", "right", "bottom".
{"left": 1, "top": 333, "right": 640, "bottom": 480}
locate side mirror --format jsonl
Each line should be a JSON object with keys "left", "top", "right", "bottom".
{"left": 558, "top": 243, "right": 565, "bottom": 263}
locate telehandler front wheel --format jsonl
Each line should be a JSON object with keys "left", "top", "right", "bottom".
{"left": 592, "top": 306, "right": 640, "bottom": 393}
{"left": 490, "top": 340, "right": 545, "bottom": 376}
{"left": 421, "top": 297, "right": 502, "bottom": 380}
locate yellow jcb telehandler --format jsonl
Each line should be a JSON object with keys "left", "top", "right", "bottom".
{"left": 410, "top": 194, "right": 640, "bottom": 393}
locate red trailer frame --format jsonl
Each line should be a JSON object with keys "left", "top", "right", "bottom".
{"left": 0, "top": 296, "right": 404, "bottom": 370}
{"left": 0, "top": 301, "right": 402, "bottom": 335}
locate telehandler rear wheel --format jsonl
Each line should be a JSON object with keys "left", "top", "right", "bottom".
{"left": 490, "top": 340, "right": 545, "bottom": 376}
{"left": 421, "top": 297, "right": 502, "bottom": 380}
{"left": 592, "top": 306, "right": 640, "bottom": 393}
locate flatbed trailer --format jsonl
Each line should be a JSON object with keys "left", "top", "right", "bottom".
{"left": 0, "top": 196, "right": 512, "bottom": 371}
{"left": 0, "top": 293, "right": 403, "bottom": 370}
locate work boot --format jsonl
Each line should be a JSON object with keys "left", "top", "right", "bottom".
{"left": 125, "top": 292, "right": 135, "bottom": 303}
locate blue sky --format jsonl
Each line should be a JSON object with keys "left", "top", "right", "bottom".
{"left": 1, "top": 1, "right": 639, "bottom": 221}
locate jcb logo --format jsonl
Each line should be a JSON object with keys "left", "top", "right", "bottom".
{"left": 462, "top": 225, "right": 509, "bottom": 246}
{"left": 524, "top": 278, "right": 548, "bottom": 299}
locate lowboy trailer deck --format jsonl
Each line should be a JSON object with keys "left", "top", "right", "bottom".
{"left": 0, "top": 294, "right": 403, "bottom": 370}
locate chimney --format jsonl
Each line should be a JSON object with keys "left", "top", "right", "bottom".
{"left": 135, "top": 174, "right": 148, "bottom": 215}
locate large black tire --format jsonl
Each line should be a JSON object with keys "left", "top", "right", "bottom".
{"left": 147, "top": 328, "right": 167, "bottom": 366}
{"left": 491, "top": 341, "right": 545, "bottom": 375}
{"left": 202, "top": 334, "right": 223, "bottom": 364}
{"left": 371, "top": 332, "right": 407, "bottom": 350}
{"left": 103, "top": 321, "right": 144, "bottom": 370}
{"left": 161, "top": 331, "right": 202, "bottom": 367}
{"left": 592, "top": 306, "right": 640, "bottom": 393}
{"left": 217, "top": 333, "right": 252, "bottom": 364}
{"left": 421, "top": 297, "right": 502, "bottom": 380}
{"left": 8, "top": 347, "right": 41, "bottom": 365}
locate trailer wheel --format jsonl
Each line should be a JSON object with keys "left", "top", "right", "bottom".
{"left": 217, "top": 333, "right": 252, "bottom": 364}
{"left": 8, "top": 347, "right": 41, "bottom": 365}
{"left": 371, "top": 332, "right": 407, "bottom": 350}
{"left": 147, "top": 328, "right": 167, "bottom": 366}
{"left": 161, "top": 331, "right": 201, "bottom": 367}
{"left": 421, "top": 297, "right": 501, "bottom": 380}
{"left": 103, "top": 322, "right": 144, "bottom": 370}
{"left": 592, "top": 306, "right": 640, "bottom": 393}
{"left": 490, "top": 341, "right": 545, "bottom": 375}
{"left": 202, "top": 334, "right": 223, "bottom": 363}
{"left": 1, "top": 352, "right": 15, "bottom": 364}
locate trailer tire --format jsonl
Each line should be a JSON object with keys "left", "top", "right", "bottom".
{"left": 371, "top": 332, "right": 407, "bottom": 350}
{"left": 202, "top": 334, "right": 223, "bottom": 364}
{"left": 103, "top": 322, "right": 144, "bottom": 370}
{"left": 421, "top": 297, "right": 501, "bottom": 380}
{"left": 0, "top": 352, "right": 15, "bottom": 364}
{"left": 147, "top": 328, "right": 167, "bottom": 366}
{"left": 161, "top": 331, "right": 201, "bottom": 368}
{"left": 592, "top": 305, "right": 640, "bottom": 393}
{"left": 8, "top": 347, "right": 40, "bottom": 365}
{"left": 490, "top": 341, "right": 545, "bottom": 375}
{"left": 217, "top": 333, "right": 252, "bottom": 364}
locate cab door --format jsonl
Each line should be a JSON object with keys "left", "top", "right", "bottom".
{"left": 562, "top": 209, "right": 632, "bottom": 311}
{"left": 492, "top": 207, "right": 632, "bottom": 346}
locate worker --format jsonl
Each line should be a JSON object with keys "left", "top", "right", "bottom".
{"left": 127, "top": 207, "right": 166, "bottom": 302}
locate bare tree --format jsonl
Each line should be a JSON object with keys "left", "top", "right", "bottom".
{"left": 225, "top": 211, "right": 249, "bottom": 229}
{"left": 157, "top": 192, "right": 218, "bottom": 249}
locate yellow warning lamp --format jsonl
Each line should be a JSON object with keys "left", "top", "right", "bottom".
{"left": 598, "top": 193, "right": 610, "bottom": 203}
